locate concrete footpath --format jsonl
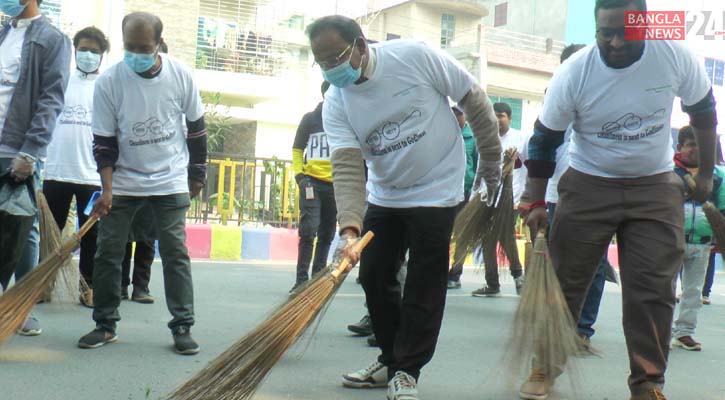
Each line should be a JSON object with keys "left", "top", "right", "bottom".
{"left": 1, "top": 261, "right": 724, "bottom": 400}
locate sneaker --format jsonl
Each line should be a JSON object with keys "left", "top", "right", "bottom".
{"left": 367, "top": 335, "right": 378, "bottom": 347}
{"left": 447, "top": 280, "right": 461, "bottom": 289}
{"left": 519, "top": 368, "right": 553, "bottom": 400}
{"left": 121, "top": 286, "right": 129, "bottom": 300}
{"left": 702, "top": 296, "right": 711, "bottom": 305}
{"left": 80, "top": 288, "right": 94, "bottom": 308}
{"left": 342, "top": 360, "right": 388, "bottom": 388}
{"left": 348, "top": 315, "right": 373, "bottom": 336}
{"left": 17, "top": 316, "right": 42, "bottom": 336}
{"left": 629, "top": 388, "right": 667, "bottom": 400}
{"left": 387, "top": 371, "right": 418, "bottom": 400}
{"left": 472, "top": 285, "right": 501, "bottom": 298}
{"left": 78, "top": 328, "right": 117, "bottom": 349}
{"left": 131, "top": 286, "right": 155, "bottom": 304}
{"left": 515, "top": 276, "right": 525, "bottom": 295}
{"left": 671, "top": 335, "right": 701, "bottom": 351}
{"left": 172, "top": 326, "right": 200, "bottom": 355}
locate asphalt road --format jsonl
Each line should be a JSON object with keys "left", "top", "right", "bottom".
{"left": 1, "top": 261, "right": 724, "bottom": 400}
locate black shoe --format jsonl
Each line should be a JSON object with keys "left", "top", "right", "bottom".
{"left": 472, "top": 285, "right": 501, "bottom": 297}
{"left": 172, "top": 326, "right": 200, "bottom": 355}
{"left": 367, "top": 335, "right": 377, "bottom": 347}
{"left": 131, "top": 286, "right": 155, "bottom": 304}
{"left": 121, "top": 286, "right": 129, "bottom": 300}
{"left": 78, "top": 328, "right": 117, "bottom": 349}
{"left": 515, "top": 276, "right": 525, "bottom": 295}
{"left": 447, "top": 280, "right": 461, "bottom": 289}
{"left": 347, "top": 315, "right": 373, "bottom": 336}
{"left": 289, "top": 281, "right": 306, "bottom": 295}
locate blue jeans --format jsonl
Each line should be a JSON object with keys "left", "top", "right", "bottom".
{"left": 547, "top": 201, "right": 607, "bottom": 338}
{"left": 14, "top": 161, "right": 43, "bottom": 282}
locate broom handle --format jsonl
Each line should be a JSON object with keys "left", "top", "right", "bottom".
{"left": 77, "top": 215, "right": 99, "bottom": 238}
{"left": 330, "top": 231, "right": 375, "bottom": 279}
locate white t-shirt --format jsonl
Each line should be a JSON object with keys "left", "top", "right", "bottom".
{"left": 44, "top": 70, "right": 101, "bottom": 186}
{"left": 545, "top": 127, "right": 572, "bottom": 204}
{"left": 540, "top": 41, "right": 711, "bottom": 178}
{"left": 499, "top": 128, "right": 530, "bottom": 206}
{"left": 324, "top": 39, "right": 475, "bottom": 208}
{"left": 93, "top": 54, "right": 204, "bottom": 196}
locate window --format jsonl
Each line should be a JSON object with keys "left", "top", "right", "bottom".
{"left": 488, "top": 96, "right": 523, "bottom": 130}
{"left": 440, "top": 13, "right": 455, "bottom": 48}
{"left": 494, "top": 2, "right": 508, "bottom": 27}
{"left": 386, "top": 33, "right": 401, "bottom": 41}
{"left": 705, "top": 57, "right": 724, "bottom": 86}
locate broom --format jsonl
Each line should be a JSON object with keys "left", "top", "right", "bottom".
{"left": 502, "top": 230, "right": 584, "bottom": 388}
{"left": 0, "top": 215, "right": 98, "bottom": 345}
{"left": 683, "top": 174, "right": 725, "bottom": 250}
{"left": 452, "top": 149, "right": 518, "bottom": 266}
{"left": 167, "top": 231, "right": 375, "bottom": 400}
{"left": 37, "top": 191, "right": 85, "bottom": 304}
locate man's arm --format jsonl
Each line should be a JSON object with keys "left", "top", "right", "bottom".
{"left": 458, "top": 85, "right": 502, "bottom": 200}
{"left": 684, "top": 89, "right": 717, "bottom": 202}
{"left": 521, "top": 119, "right": 567, "bottom": 204}
{"left": 292, "top": 114, "right": 310, "bottom": 182}
{"left": 92, "top": 135, "right": 119, "bottom": 217}
{"left": 19, "top": 34, "right": 71, "bottom": 158}
{"left": 186, "top": 116, "right": 208, "bottom": 198}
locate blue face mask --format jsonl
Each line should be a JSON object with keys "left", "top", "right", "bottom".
{"left": 0, "top": 0, "right": 27, "bottom": 18}
{"left": 322, "top": 42, "right": 363, "bottom": 88}
{"left": 76, "top": 51, "right": 102, "bottom": 74}
{"left": 124, "top": 49, "right": 157, "bottom": 73}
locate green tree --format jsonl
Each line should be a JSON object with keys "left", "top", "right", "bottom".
{"left": 202, "top": 92, "right": 232, "bottom": 153}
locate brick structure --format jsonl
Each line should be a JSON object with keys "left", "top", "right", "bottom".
{"left": 124, "top": 0, "right": 200, "bottom": 67}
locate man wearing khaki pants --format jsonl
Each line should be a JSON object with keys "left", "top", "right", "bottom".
{"left": 518, "top": 1, "right": 717, "bottom": 399}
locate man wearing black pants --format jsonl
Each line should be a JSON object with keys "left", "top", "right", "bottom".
{"left": 290, "top": 81, "right": 336, "bottom": 292}
{"left": 121, "top": 240, "right": 155, "bottom": 303}
{"left": 307, "top": 16, "right": 501, "bottom": 400}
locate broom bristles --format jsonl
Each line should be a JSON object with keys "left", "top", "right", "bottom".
{"left": 37, "top": 191, "right": 81, "bottom": 304}
{"left": 166, "top": 232, "right": 374, "bottom": 400}
{"left": 452, "top": 149, "right": 518, "bottom": 266}
{"left": 500, "top": 231, "right": 585, "bottom": 391}
{"left": 0, "top": 216, "right": 96, "bottom": 345}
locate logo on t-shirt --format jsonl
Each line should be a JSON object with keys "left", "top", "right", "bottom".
{"left": 598, "top": 108, "right": 666, "bottom": 141}
{"left": 129, "top": 117, "right": 176, "bottom": 146}
{"left": 59, "top": 105, "right": 91, "bottom": 127}
{"left": 306, "top": 132, "right": 330, "bottom": 161}
{"left": 365, "top": 109, "right": 426, "bottom": 156}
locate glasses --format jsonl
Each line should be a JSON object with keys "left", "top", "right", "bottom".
{"left": 596, "top": 27, "right": 627, "bottom": 42}
{"left": 314, "top": 40, "right": 355, "bottom": 70}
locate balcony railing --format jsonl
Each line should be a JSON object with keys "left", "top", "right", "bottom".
{"left": 485, "top": 27, "right": 567, "bottom": 55}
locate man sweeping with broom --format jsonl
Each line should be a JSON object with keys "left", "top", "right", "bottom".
{"left": 307, "top": 15, "right": 501, "bottom": 400}
{"left": 519, "top": 0, "right": 717, "bottom": 399}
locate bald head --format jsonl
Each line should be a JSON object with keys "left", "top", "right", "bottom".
{"left": 122, "top": 12, "right": 163, "bottom": 44}
{"left": 122, "top": 12, "right": 163, "bottom": 55}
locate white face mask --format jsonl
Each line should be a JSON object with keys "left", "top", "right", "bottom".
{"left": 76, "top": 51, "right": 102, "bottom": 74}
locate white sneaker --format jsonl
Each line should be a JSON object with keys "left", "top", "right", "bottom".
{"left": 342, "top": 360, "right": 388, "bottom": 388}
{"left": 387, "top": 371, "right": 418, "bottom": 400}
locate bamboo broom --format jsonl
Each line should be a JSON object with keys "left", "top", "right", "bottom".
{"left": 503, "top": 230, "right": 584, "bottom": 389}
{"left": 452, "top": 149, "right": 518, "bottom": 266}
{"left": 0, "top": 216, "right": 98, "bottom": 345}
{"left": 167, "top": 231, "right": 375, "bottom": 400}
{"left": 37, "top": 191, "right": 83, "bottom": 304}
